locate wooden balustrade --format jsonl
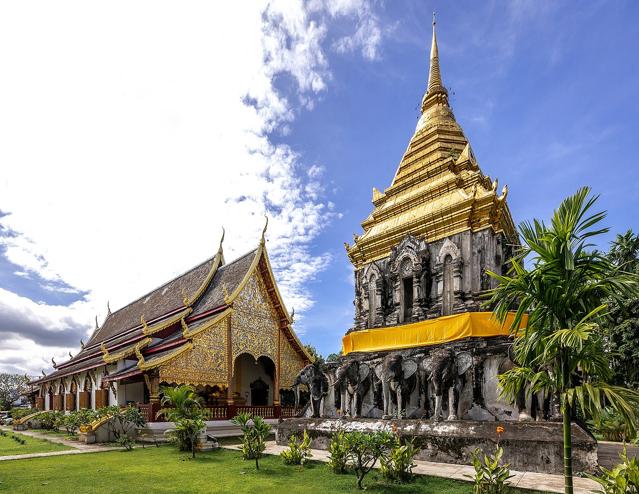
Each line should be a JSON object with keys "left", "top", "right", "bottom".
{"left": 138, "top": 404, "right": 295, "bottom": 422}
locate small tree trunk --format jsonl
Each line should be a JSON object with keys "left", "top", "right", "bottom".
{"left": 357, "top": 471, "right": 364, "bottom": 490}
{"left": 562, "top": 398, "right": 573, "bottom": 494}
{"left": 255, "top": 456, "right": 259, "bottom": 470}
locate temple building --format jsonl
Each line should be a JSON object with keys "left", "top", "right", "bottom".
{"left": 345, "top": 17, "right": 517, "bottom": 332}
{"left": 29, "top": 228, "right": 311, "bottom": 421}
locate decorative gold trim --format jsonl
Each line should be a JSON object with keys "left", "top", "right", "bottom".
{"left": 142, "top": 308, "right": 192, "bottom": 336}
{"left": 138, "top": 342, "right": 193, "bottom": 371}
{"left": 103, "top": 338, "right": 152, "bottom": 364}
{"left": 183, "top": 229, "right": 225, "bottom": 307}
{"left": 182, "top": 308, "right": 232, "bottom": 339}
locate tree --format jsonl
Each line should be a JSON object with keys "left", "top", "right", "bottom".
{"left": 344, "top": 431, "right": 394, "bottom": 490}
{"left": 303, "top": 344, "right": 324, "bottom": 364}
{"left": 157, "top": 385, "right": 203, "bottom": 421}
{"left": 158, "top": 385, "right": 205, "bottom": 455}
{"left": 487, "top": 187, "right": 639, "bottom": 494}
{"left": 0, "top": 373, "right": 28, "bottom": 410}
{"left": 231, "top": 412, "right": 271, "bottom": 470}
{"left": 605, "top": 230, "right": 639, "bottom": 389}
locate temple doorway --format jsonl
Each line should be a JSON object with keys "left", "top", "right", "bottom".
{"left": 250, "top": 378, "right": 269, "bottom": 406}
{"left": 402, "top": 277, "right": 413, "bottom": 322}
{"left": 232, "top": 353, "right": 275, "bottom": 406}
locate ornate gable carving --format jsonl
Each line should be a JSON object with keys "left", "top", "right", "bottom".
{"left": 231, "top": 272, "right": 278, "bottom": 363}
{"left": 158, "top": 318, "right": 228, "bottom": 387}
{"left": 436, "top": 238, "right": 461, "bottom": 265}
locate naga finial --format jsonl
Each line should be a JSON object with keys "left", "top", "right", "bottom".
{"left": 140, "top": 314, "right": 148, "bottom": 330}
{"left": 181, "top": 318, "right": 190, "bottom": 338}
{"left": 95, "top": 315, "right": 99, "bottom": 330}
{"left": 219, "top": 226, "right": 225, "bottom": 248}
{"left": 80, "top": 339, "right": 85, "bottom": 349}
{"left": 181, "top": 288, "right": 190, "bottom": 307}
{"left": 107, "top": 301, "right": 112, "bottom": 315}
{"left": 68, "top": 351, "right": 73, "bottom": 359}
{"left": 290, "top": 307, "right": 295, "bottom": 323}
{"left": 499, "top": 184, "right": 509, "bottom": 201}
{"left": 261, "top": 215, "right": 269, "bottom": 244}
{"left": 51, "top": 357, "right": 57, "bottom": 368}
{"left": 100, "top": 341, "right": 108, "bottom": 356}
{"left": 41, "top": 369, "right": 46, "bottom": 377}
{"left": 135, "top": 343, "right": 145, "bottom": 365}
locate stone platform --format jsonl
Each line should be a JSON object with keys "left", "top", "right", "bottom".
{"left": 276, "top": 417, "right": 598, "bottom": 475}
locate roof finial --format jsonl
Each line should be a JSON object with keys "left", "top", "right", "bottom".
{"left": 422, "top": 11, "right": 447, "bottom": 111}
{"left": 51, "top": 357, "right": 57, "bottom": 368}
{"left": 219, "top": 226, "right": 225, "bottom": 249}
{"left": 107, "top": 301, "right": 112, "bottom": 316}
{"left": 261, "top": 215, "right": 269, "bottom": 245}
{"left": 95, "top": 315, "right": 99, "bottom": 330}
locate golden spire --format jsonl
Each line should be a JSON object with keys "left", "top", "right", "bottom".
{"left": 427, "top": 12, "right": 446, "bottom": 97}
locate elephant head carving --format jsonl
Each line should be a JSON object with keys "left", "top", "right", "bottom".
{"left": 420, "top": 349, "right": 472, "bottom": 421}
{"left": 335, "top": 360, "right": 370, "bottom": 418}
{"left": 293, "top": 362, "right": 329, "bottom": 418}
{"left": 374, "top": 353, "right": 417, "bottom": 419}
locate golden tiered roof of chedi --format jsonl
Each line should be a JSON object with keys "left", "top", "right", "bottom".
{"left": 346, "top": 18, "right": 516, "bottom": 267}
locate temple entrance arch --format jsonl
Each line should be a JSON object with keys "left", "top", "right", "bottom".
{"left": 232, "top": 353, "right": 276, "bottom": 406}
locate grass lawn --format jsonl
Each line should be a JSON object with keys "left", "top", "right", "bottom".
{"left": 0, "top": 445, "right": 547, "bottom": 494}
{"left": 0, "top": 431, "right": 72, "bottom": 456}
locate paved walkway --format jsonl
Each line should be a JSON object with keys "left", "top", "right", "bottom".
{"left": 0, "top": 427, "right": 118, "bottom": 461}
{"left": 222, "top": 441, "right": 601, "bottom": 494}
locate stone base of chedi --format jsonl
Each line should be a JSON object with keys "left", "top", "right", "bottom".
{"left": 276, "top": 418, "right": 598, "bottom": 475}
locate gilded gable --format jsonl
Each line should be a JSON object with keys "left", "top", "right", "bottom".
{"left": 231, "top": 272, "right": 279, "bottom": 362}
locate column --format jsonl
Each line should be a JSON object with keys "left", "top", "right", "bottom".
{"left": 274, "top": 327, "right": 281, "bottom": 418}
{"left": 226, "top": 314, "right": 235, "bottom": 419}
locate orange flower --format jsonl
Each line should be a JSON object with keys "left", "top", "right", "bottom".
{"left": 496, "top": 426, "right": 505, "bottom": 434}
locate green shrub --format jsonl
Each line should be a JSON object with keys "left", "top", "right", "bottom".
{"left": 77, "top": 408, "right": 99, "bottom": 427}
{"left": 38, "top": 411, "right": 63, "bottom": 431}
{"left": 344, "top": 431, "right": 394, "bottom": 490}
{"left": 587, "top": 445, "right": 639, "bottom": 493}
{"left": 281, "top": 430, "right": 312, "bottom": 466}
{"left": 591, "top": 407, "right": 637, "bottom": 443}
{"left": 467, "top": 445, "right": 514, "bottom": 494}
{"left": 60, "top": 411, "right": 83, "bottom": 435}
{"left": 230, "top": 413, "right": 271, "bottom": 470}
{"left": 116, "top": 435, "right": 135, "bottom": 451}
{"left": 9, "top": 408, "right": 32, "bottom": 420}
{"left": 327, "top": 430, "right": 350, "bottom": 474}
{"left": 380, "top": 437, "right": 418, "bottom": 483}
{"left": 168, "top": 417, "right": 206, "bottom": 458}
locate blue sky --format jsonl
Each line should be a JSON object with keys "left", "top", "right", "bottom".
{"left": 0, "top": 1, "right": 638, "bottom": 372}
{"left": 290, "top": 1, "right": 639, "bottom": 355}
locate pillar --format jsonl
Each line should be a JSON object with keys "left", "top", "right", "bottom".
{"left": 226, "top": 313, "right": 235, "bottom": 419}
{"left": 274, "top": 328, "right": 281, "bottom": 418}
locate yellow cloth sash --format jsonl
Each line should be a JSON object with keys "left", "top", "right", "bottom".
{"left": 342, "top": 311, "right": 525, "bottom": 355}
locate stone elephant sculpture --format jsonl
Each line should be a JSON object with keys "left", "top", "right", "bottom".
{"left": 335, "top": 360, "right": 370, "bottom": 418}
{"left": 420, "top": 348, "right": 472, "bottom": 421}
{"left": 293, "top": 363, "right": 329, "bottom": 418}
{"left": 374, "top": 353, "right": 417, "bottom": 419}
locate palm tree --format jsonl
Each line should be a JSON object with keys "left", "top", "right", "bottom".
{"left": 609, "top": 229, "right": 639, "bottom": 271}
{"left": 487, "top": 187, "right": 639, "bottom": 494}
{"left": 157, "top": 385, "right": 203, "bottom": 422}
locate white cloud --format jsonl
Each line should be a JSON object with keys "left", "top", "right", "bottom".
{"left": 0, "top": 1, "right": 383, "bottom": 374}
